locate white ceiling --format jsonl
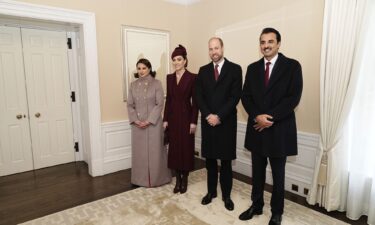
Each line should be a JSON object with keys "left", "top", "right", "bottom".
{"left": 163, "top": 0, "right": 201, "bottom": 6}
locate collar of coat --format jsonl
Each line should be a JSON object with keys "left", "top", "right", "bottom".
{"left": 257, "top": 52, "right": 287, "bottom": 93}
{"left": 208, "top": 57, "right": 232, "bottom": 83}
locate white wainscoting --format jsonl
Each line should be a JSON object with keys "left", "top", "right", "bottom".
{"left": 102, "top": 120, "right": 320, "bottom": 197}
{"left": 101, "top": 121, "right": 132, "bottom": 174}
{"left": 236, "top": 123, "right": 319, "bottom": 197}
{"left": 195, "top": 120, "right": 320, "bottom": 197}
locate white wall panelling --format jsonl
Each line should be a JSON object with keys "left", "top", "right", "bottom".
{"left": 101, "top": 121, "right": 132, "bottom": 175}
{"left": 102, "top": 120, "right": 319, "bottom": 197}
{"left": 194, "top": 120, "right": 319, "bottom": 197}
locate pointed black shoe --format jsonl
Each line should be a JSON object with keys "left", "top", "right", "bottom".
{"left": 201, "top": 192, "right": 217, "bottom": 205}
{"left": 268, "top": 214, "right": 282, "bottom": 225}
{"left": 223, "top": 197, "right": 234, "bottom": 211}
{"left": 238, "top": 206, "right": 263, "bottom": 220}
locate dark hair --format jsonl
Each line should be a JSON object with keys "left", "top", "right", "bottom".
{"left": 209, "top": 37, "right": 224, "bottom": 47}
{"left": 184, "top": 56, "right": 189, "bottom": 68}
{"left": 171, "top": 44, "right": 189, "bottom": 68}
{"left": 134, "top": 58, "right": 156, "bottom": 78}
{"left": 260, "top": 27, "right": 281, "bottom": 43}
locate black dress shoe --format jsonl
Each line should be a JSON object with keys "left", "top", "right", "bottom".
{"left": 223, "top": 197, "right": 234, "bottom": 211}
{"left": 201, "top": 192, "right": 217, "bottom": 205}
{"left": 130, "top": 183, "right": 140, "bottom": 188}
{"left": 238, "top": 206, "right": 263, "bottom": 221}
{"left": 268, "top": 214, "right": 282, "bottom": 225}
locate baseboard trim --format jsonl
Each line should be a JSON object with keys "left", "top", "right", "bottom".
{"left": 101, "top": 120, "right": 320, "bottom": 197}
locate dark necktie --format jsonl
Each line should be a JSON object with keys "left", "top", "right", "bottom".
{"left": 214, "top": 64, "right": 219, "bottom": 81}
{"left": 264, "top": 62, "right": 271, "bottom": 87}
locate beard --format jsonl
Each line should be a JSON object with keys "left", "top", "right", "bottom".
{"left": 210, "top": 54, "right": 223, "bottom": 62}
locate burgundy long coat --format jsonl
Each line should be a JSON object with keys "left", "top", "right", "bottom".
{"left": 163, "top": 70, "right": 198, "bottom": 171}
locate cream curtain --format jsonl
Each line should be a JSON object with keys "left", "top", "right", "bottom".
{"left": 307, "top": 0, "right": 367, "bottom": 210}
{"left": 344, "top": 1, "right": 375, "bottom": 223}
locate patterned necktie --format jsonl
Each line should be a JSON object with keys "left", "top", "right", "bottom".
{"left": 264, "top": 62, "right": 271, "bottom": 87}
{"left": 214, "top": 64, "right": 219, "bottom": 81}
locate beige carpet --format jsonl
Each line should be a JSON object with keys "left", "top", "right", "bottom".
{"left": 21, "top": 169, "right": 348, "bottom": 225}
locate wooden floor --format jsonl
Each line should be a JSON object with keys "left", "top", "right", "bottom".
{"left": 0, "top": 159, "right": 368, "bottom": 225}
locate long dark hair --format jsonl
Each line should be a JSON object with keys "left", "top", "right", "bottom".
{"left": 133, "top": 58, "right": 156, "bottom": 78}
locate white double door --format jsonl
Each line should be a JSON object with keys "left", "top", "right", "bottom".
{"left": 0, "top": 26, "right": 75, "bottom": 176}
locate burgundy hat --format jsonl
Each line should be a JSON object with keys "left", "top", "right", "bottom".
{"left": 171, "top": 44, "right": 187, "bottom": 59}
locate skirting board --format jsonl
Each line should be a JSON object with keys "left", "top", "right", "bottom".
{"left": 101, "top": 120, "right": 320, "bottom": 197}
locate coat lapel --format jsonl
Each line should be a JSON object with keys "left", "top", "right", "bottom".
{"left": 265, "top": 53, "right": 285, "bottom": 94}
{"left": 175, "top": 70, "right": 189, "bottom": 94}
{"left": 216, "top": 58, "right": 230, "bottom": 84}
{"left": 207, "top": 64, "right": 216, "bottom": 85}
{"left": 254, "top": 59, "right": 267, "bottom": 94}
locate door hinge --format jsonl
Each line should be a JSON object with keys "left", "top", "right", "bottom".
{"left": 67, "top": 38, "right": 72, "bottom": 49}
{"left": 71, "top": 91, "right": 76, "bottom": 102}
{"left": 74, "top": 142, "right": 79, "bottom": 152}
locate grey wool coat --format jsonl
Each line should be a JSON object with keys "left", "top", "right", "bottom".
{"left": 127, "top": 75, "right": 171, "bottom": 187}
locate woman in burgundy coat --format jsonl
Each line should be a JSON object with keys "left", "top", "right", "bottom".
{"left": 163, "top": 45, "right": 198, "bottom": 194}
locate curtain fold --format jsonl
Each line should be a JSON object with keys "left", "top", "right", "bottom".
{"left": 344, "top": 1, "right": 375, "bottom": 222}
{"left": 307, "top": 0, "right": 367, "bottom": 211}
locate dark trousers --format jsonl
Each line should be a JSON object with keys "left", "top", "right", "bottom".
{"left": 205, "top": 158, "right": 232, "bottom": 198}
{"left": 251, "top": 152, "right": 286, "bottom": 215}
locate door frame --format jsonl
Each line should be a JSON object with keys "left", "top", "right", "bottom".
{"left": 0, "top": 0, "right": 103, "bottom": 176}
{"left": 67, "top": 31, "right": 84, "bottom": 162}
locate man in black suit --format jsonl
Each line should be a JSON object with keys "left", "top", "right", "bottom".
{"left": 195, "top": 37, "right": 242, "bottom": 211}
{"left": 239, "top": 28, "right": 303, "bottom": 225}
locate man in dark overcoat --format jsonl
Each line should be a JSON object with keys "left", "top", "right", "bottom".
{"left": 239, "top": 28, "right": 303, "bottom": 225}
{"left": 195, "top": 37, "right": 242, "bottom": 211}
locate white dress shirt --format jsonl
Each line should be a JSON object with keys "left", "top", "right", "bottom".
{"left": 213, "top": 58, "right": 225, "bottom": 75}
{"left": 264, "top": 53, "right": 279, "bottom": 79}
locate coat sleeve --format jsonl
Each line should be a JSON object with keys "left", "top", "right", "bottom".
{"left": 147, "top": 80, "right": 165, "bottom": 125}
{"left": 266, "top": 61, "right": 303, "bottom": 121}
{"left": 127, "top": 82, "right": 138, "bottom": 123}
{"left": 190, "top": 75, "right": 199, "bottom": 124}
{"left": 241, "top": 64, "right": 261, "bottom": 120}
{"left": 216, "top": 65, "right": 242, "bottom": 121}
{"left": 195, "top": 67, "right": 211, "bottom": 118}
{"left": 163, "top": 76, "right": 170, "bottom": 122}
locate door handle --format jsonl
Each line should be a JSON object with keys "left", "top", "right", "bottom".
{"left": 35, "top": 112, "right": 41, "bottom": 118}
{"left": 16, "top": 114, "right": 23, "bottom": 119}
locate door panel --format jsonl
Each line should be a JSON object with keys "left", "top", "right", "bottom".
{"left": 22, "top": 28, "right": 74, "bottom": 169}
{"left": 0, "top": 26, "right": 33, "bottom": 176}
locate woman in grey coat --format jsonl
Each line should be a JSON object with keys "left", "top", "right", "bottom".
{"left": 127, "top": 58, "right": 171, "bottom": 187}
